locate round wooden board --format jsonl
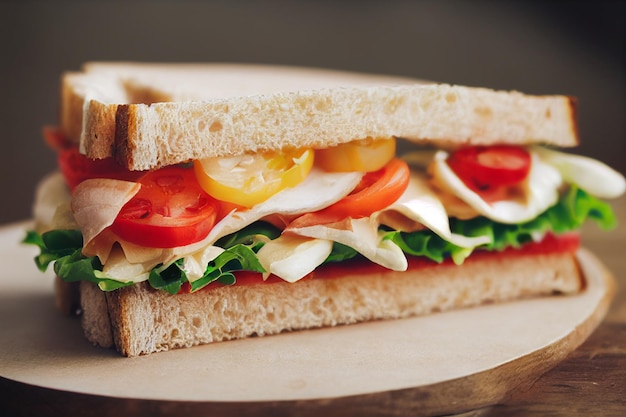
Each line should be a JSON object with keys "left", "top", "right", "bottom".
{"left": 0, "top": 222, "right": 615, "bottom": 416}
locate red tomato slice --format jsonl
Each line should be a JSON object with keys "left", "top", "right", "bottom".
{"left": 289, "top": 158, "right": 410, "bottom": 228}
{"left": 447, "top": 145, "right": 531, "bottom": 191}
{"left": 43, "top": 127, "right": 144, "bottom": 190}
{"left": 110, "top": 167, "right": 221, "bottom": 248}
{"left": 43, "top": 126, "right": 71, "bottom": 150}
{"left": 58, "top": 147, "right": 145, "bottom": 191}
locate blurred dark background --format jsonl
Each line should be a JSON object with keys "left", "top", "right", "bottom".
{"left": 1, "top": 0, "right": 624, "bottom": 224}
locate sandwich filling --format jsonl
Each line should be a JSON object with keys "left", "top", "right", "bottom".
{"left": 26, "top": 131, "right": 625, "bottom": 294}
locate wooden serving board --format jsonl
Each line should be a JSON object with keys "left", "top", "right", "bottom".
{"left": 0, "top": 222, "right": 614, "bottom": 417}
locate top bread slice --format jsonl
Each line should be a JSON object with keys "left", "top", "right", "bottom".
{"left": 61, "top": 62, "right": 579, "bottom": 171}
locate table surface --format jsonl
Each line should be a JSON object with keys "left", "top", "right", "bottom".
{"left": 458, "top": 195, "right": 626, "bottom": 417}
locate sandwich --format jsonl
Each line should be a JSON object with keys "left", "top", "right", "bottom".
{"left": 26, "top": 62, "right": 625, "bottom": 357}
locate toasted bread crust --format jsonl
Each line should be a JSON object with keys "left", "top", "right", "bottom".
{"left": 60, "top": 63, "right": 579, "bottom": 170}
{"left": 568, "top": 96, "right": 579, "bottom": 141}
{"left": 78, "top": 250, "right": 583, "bottom": 357}
{"left": 113, "top": 104, "right": 132, "bottom": 168}
{"left": 83, "top": 100, "right": 119, "bottom": 157}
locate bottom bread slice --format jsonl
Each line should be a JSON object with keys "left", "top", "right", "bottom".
{"left": 78, "top": 251, "right": 582, "bottom": 357}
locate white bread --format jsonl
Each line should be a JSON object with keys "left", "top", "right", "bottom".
{"left": 60, "top": 63, "right": 579, "bottom": 171}
{"left": 61, "top": 63, "right": 419, "bottom": 153}
{"left": 79, "top": 251, "right": 582, "bottom": 357}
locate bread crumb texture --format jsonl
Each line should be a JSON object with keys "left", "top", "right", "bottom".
{"left": 76, "top": 252, "right": 580, "bottom": 356}
{"left": 61, "top": 64, "right": 578, "bottom": 170}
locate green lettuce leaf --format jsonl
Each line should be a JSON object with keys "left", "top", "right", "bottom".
{"left": 181, "top": 221, "right": 278, "bottom": 292}
{"left": 384, "top": 230, "right": 471, "bottom": 264}
{"left": 324, "top": 242, "right": 359, "bottom": 263}
{"left": 24, "top": 187, "right": 617, "bottom": 292}
{"left": 147, "top": 221, "right": 278, "bottom": 294}
{"left": 189, "top": 244, "right": 265, "bottom": 292}
{"left": 22, "top": 229, "right": 134, "bottom": 291}
{"left": 147, "top": 244, "right": 267, "bottom": 295}
{"left": 23, "top": 222, "right": 277, "bottom": 293}
{"left": 23, "top": 229, "right": 83, "bottom": 271}
{"left": 215, "top": 221, "right": 281, "bottom": 251}
{"left": 148, "top": 259, "right": 187, "bottom": 295}
{"left": 385, "top": 186, "right": 617, "bottom": 264}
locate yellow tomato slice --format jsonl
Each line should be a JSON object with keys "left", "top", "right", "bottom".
{"left": 315, "top": 138, "right": 396, "bottom": 172}
{"left": 194, "top": 149, "right": 314, "bottom": 208}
